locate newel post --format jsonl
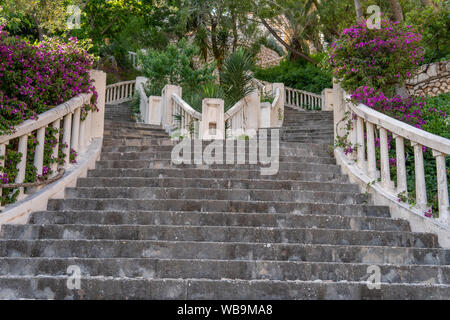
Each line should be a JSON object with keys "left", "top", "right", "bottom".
{"left": 201, "top": 98, "right": 225, "bottom": 140}
{"left": 271, "top": 83, "right": 285, "bottom": 128}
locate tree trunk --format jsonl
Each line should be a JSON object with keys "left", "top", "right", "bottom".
{"left": 260, "top": 19, "right": 317, "bottom": 65}
{"left": 388, "top": 0, "right": 404, "bottom": 22}
{"left": 32, "top": 14, "right": 44, "bottom": 41}
{"left": 354, "top": 0, "right": 363, "bottom": 22}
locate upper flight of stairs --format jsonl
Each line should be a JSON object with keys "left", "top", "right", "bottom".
{"left": 0, "top": 104, "right": 448, "bottom": 299}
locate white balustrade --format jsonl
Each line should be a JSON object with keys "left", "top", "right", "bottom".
{"left": 285, "top": 87, "right": 322, "bottom": 111}
{"left": 105, "top": 80, "right": 136, "bottom": 105}
{"left": 341, "top": 94, "right": 450, "bottom": 225}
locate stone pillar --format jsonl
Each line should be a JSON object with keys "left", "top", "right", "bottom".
{"left": 271, "top": 83, "right": 285, "bottom": 128}
{"left": 244, "top": 90, "right": 260, "bottom": 132}
{"left": 200, "top": 98, "right": 225, "bottom": 140}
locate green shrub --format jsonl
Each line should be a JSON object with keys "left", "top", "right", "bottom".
{"left": 254, "top": 59, "right": 332, "bottom": 95}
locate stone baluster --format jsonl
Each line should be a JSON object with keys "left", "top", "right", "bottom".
{"left": 379, "top": 127, "right": 394, "bottom": 191}
{"left": 432, "top": 150, "right": 449, "bottom": 224}
{"left": 71, "top": 108, "right": 81, "bottom": 152}
{"left": 50, "top": 120, "right": 60, "bottom": 175}
{"left": 34, "top": 127, "right": 46, "bottom": 177}
{"left": 366, "top": 122, "right": 378, "bottom": 179}
{"left": 62, "top": 113, "right": 73, "bottom": 166}
{"left": 356, "top": 116, "right": 366, "bottom": 170}
{"left": 394, "top": 135, "right": 407, "bottom": 195}
{"left": 0, "top": 143, "right": 5, "bottom": 208}
{"left": 411, "top": 142, "right": 428, "bottom": 210}
{"left": 16, "top": 134, "right": 28, "bottom": 198}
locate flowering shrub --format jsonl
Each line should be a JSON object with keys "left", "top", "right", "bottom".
{"left": 330, "top": 19, "right": 423, "bottom": 96}
{"left": 0, "top": 26, "right": 98, "bottom": 135}
{"left": 0, "top": 28, "right": 97, "bottom": 207}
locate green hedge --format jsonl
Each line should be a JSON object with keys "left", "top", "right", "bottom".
{"left": 253, "top": 59, "right": 332, "bottom": 95}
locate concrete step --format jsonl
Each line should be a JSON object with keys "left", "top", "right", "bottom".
{"left": 1, "top": 224, "right": 437, "bottom": 248}
{"left": 104, "top": 120, "right": 163, "bottom": 131}
{"left": 93, "top": 160, "right": 342, "bottom": 173}
{"left": 29, "top": 211, "right": 411, "bottom": 232}
{"left": 0, "top": 258, "right": 448, "bottom": 285}
{"left": 76, "top": 177, "right": 356, "bottom": 192}
{"left": 99, "top": 152, "right": 337, "bottom": 164}
{"left": 64, "top": 187, "right": 369, "bottom": 204}
{"left": 86, "top": 168, "right": 348, "bottom": 183}
{"left": 47, "top": 198, "right": 389, "bottom": 217}
{"left": 1, "top": 239, "right": 447, "bottom": 265}
{"left": 0, "top": 276, "right": 448, "bottom": 299}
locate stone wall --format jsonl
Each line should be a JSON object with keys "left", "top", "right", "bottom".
{"left": 256, "top": 46, "right": 283, "bottom": 68}
{"left": 406, "top": 60, "right": 449, "bottom": 97}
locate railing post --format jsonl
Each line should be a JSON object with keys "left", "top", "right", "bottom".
{"left": 432, "top": 150, "right": 449, "bottom": 224}
{"left": 379, "top": 127, "right": 394, "bottom": 191}
{"left": 201, "top": 98, "right": 225, "bottom": 140}
{"left": 71, "top": 108, "right": 81, "bottom": 152}
{"left": 62, "top": 113, "right": 72, "bottom": 166}
{"left": 366, "top": 122, "right": 378, "bottom": 179}
{"left": 393, "top": 135, "right": 408, "bottom": 195}
{"left": 16, "top": 134, "right": 28, "bottom": 198}
{"left": 50, "top": 119, "right": 60, "bottom": 175}
{"left": 411, "top": 142, "right": 428, "bottom": 211}
{"left": 356, "top": 116, "right": 366, "bottom": 171}
{"left": 0, "top": 143, "right": 5, "bottom": 207}
{"left": 34, "top": 127, "right": 46, "bottom": 177}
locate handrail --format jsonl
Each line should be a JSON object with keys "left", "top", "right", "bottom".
{"left": 171, "top": 93, "right": 202, "bottom": 120}
{"left": 272, "top": 87, "right": 281, "bottom": 109}
{"left": 0, "top": 94, "right": 91, "bottom": 145}
{"left": 106, "top": 80, "right": 136, "bottom": 104}
{"left": 224, "top": 99, "right": 245, "bottom": 121}
{"left": 345, "top": 95, "right": 450, "bottom": 154}
{"left": 0, "top": 70, "right": 103, "bottom": 211}
{"left": 339, "top": 92, "right": 449, "bottom": 225}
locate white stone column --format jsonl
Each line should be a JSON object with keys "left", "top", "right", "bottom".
{"left": 71, "top": 107, "right": 81, "bottom": 152}
{"left": 34, "top": 127, "right": 46, "bottom": 176}
{"left": 432, "top": 150, "right": 449, "bottom": 224}
{"left": 244, "top": 90, "right": 261, "bottom": 132}
{"left": 16, "top": 134, "right": 28, "bottom": 198}
{"left": 62, "top": 113, "right": 72, "bottom": 166}
{"left": 356, "top": 116, "right": 366, "bottom": 170}
{"left": 0, "top": 143, "right": 5, "bottom": 207}
{"left": 50, "top": 119, "right": 60, "bottom": 175}
{"left": 394, "top": 135, "right": 407, "bottom": 195}
{"left": 366, "top": 122, "right": 378, "bottom": 179}
{"left": 411, "top": 142, "right": 428, "bottom": 210}
{"left": 379, "top": 127, "right": 394, "bottom": 191}
{"left": 271, "top": 83, "right": 285, "bottom": 128}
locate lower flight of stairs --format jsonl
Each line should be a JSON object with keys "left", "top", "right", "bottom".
{"left": 0, "top": 106, "right": 448, "bottom": 299}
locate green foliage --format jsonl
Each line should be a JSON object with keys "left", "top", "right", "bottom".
{"left": 130, "top": 92, "right": 142, "bottom": 122}
{"left": 254, "top": 59, "right": 332, "bottom": 94}
{"left": 220, "top": 48, "right": 255, "bottom": 108}
{"left": 139, "top": 39, "right": 216, "bottom": 96}
{"left": 405, "top": 4, "right": 450, "bottom": 64}
{"left": 421, "top": 92, "right": 450, "bottom": 139}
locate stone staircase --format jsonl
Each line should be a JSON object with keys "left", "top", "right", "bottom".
{"left": 0, "top": 104, "right": 448, "bottom": 299}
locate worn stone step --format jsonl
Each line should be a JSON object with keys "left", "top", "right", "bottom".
{"left": 100, "top": 145, "right": 333, "bottom": 157}
{"left": 0, "top": 258, "right": 448, "bottom": 285}
{"left": 102, "top": 138, "right": 175, "bottom": 147}
{"left": 1, "top": 276, "right": 449, "bottom": 300}
{"left": 64, "top": 187, "right": 369, "bottom": 205}
{"left": 104, "top": 120, "right": 163, "bottom": 131}
{"left": 86, "top": 168, "right": 348, "bottom": 183}
{"left": 29, "top": 211, "right": 410, "bottom": 232}
{"left": 1, "top": 224, "right": 437, "bottom": 248}
{"left": 94, "top": 160, "right": 342, "bottom": 173}
{"left": 99, "top": 152, "right": 337, "bottom": 164}
{"left": 47, "top": 198, "right": 389, "bottom": 217}
{"left": 77, "top": 177, "right": 356, "bottom": 192}
{"left": 1, "top": 239, "right": 448, "bottom": 265}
